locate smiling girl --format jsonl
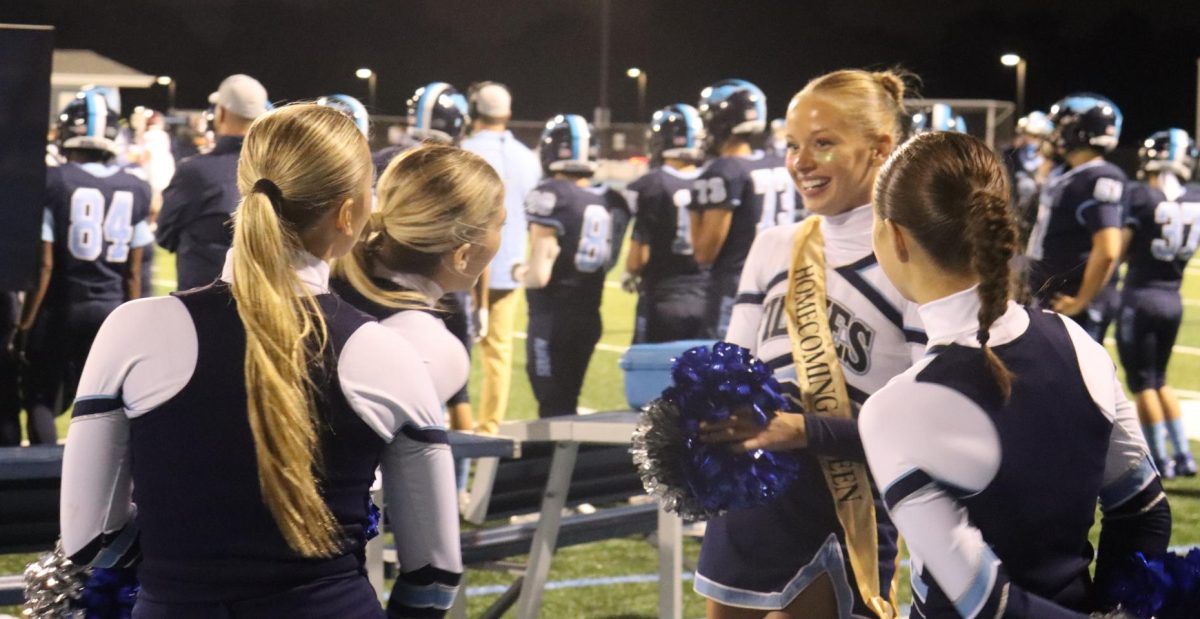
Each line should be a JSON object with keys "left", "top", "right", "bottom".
{"left": 697, "top": 69, "right": 924, "bottom": 619}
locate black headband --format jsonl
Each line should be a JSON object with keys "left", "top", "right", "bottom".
{"left": 251, "top": 178, "right": 284, "bottom": 214}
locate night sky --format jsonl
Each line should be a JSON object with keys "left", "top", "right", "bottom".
{"left": 4, "top": 0, "right": 1198, "bottom": 145}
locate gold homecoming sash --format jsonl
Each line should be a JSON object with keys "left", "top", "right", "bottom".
{"left": 784, "top": 217, "right": 897, "bottom": 619}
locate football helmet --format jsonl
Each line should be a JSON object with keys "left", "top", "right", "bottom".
{"left": 540, "top": 114, "right": 599, "bottom": 176}
{"left": 316, "top": 94, "right": 370, "bottom": 136}
{"left": 1138, "top": 128, "right": 1197, "bottom": 181}
{"left": 697, "top": 79, "right": 767, "bottom": 154}
{"left": 406, "top": 82, "right": 469, "bottom": 143}
{"left": 57, "top": 89, "right": 120, "bottom": 155}
{"left": 648, "top": 103, "right": 705, "bottom": 167}
{"left": 1047, "top": 93, "right": 1122, "bottom": 153}
{"left": 910, "top": 103, "right": 967, "bottom": 134}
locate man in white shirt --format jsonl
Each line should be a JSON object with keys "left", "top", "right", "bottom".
{"left": 461, "top": 83, "right": 541, "bottom": 434}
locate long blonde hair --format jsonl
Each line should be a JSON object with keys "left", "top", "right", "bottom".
{"left": 232, "top": 103, "right": 372, "bottom": 557}
{"left": 333, "top": 143, "right": 503, "bottom": 308}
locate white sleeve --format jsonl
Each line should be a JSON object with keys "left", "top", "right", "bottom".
{"left": 379, "top": 312, "right": 470, "bottom": 405}
{"left": 60, "top": 301, "right": 169, "bottom": 566}
{"left": 725, "top": 232, "right": 772, "bottom": 351}
{"left": 860, "top": 378, "right": 1006, "bottom": 618}
{"left": 336, "top": 323, "right": 462, "bottom": 613}
{"left": 1058, "top": 315, "right": 1157, "bottom": 510}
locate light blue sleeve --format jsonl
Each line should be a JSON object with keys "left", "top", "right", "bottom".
{"left": 42, "top": 208, "right": 55, "bottom": 242}
{"left": 130, "top": 220, "right": 155, "bottom": 249}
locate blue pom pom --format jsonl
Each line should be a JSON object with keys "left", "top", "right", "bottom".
{"left": 77, "top": 566, "right": 139, "bottom": 619}
{"left": 660, "top": 341, "right": 801, "bottom": 516}
{"left": 1104, "top": 550, "right": 1200, "bottom": 618}
{"left": 364, "top": 496, "right": 382, "bottom": 541}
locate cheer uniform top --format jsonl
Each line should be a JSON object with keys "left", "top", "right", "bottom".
{"left": 861, "top": 289, "right": 1169, "bottom": 618}
{"left": 695, "top": 204, "right": 925, "bottom": 616}
{"left": 61, "top": 251, "right": 462, "bottom": 618}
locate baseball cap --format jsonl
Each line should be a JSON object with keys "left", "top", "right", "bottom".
{"left": 214, "top": 74, "right": 269, "bottom": 120}
{"left": 474, "top": 83, "right": 511, "bottom": 118}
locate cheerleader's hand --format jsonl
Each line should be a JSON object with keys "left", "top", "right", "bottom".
{"left": 699, "top": 407, "right": 808, "bottom": 453}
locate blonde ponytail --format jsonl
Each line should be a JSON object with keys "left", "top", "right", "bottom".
{"left": 232, "top": 103, "right": 373, "bottom": 557}
{"left": 332, "top": 143, "right": 503, "bottom": 307}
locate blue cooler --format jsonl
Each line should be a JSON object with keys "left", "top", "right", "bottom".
{"left": 618, "top": 340, "right": 718, "bottom": 409}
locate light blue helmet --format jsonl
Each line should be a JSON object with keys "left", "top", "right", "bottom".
{"left": 316, "top": 94, "right": 370, "bottom": 136}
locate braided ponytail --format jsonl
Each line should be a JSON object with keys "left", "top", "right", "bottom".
{"left": 874, "top": 131, "right": 1019, "bottom": 400}
{"left": 967, "top": 188, "right": 1017, "bottom": 399}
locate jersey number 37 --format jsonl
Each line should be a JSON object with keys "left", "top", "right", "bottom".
{"left": 1152, "top": 201, "right": 1200, "bottom": 262}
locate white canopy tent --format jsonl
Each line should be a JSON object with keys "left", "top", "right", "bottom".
{"left": 48, "top": 49, "right": 155, "bottom": 118}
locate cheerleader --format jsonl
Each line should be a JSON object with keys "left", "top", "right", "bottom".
{"left": 61, "top": 104, "right": 462, "bottom": 618}
{"left": 1118, "top": 129, "right": 1200, "bottom": 478}
{"left": 698, "top": 70, "right": 924, "bottom": 619}
{"left": 861, "top": 131, "right": 1170, "bottom": 618}
{"left": 331, "top": 143, "right": 504, "bottom": 432}
{"left": 516, "top": 114, "right": 629, "bottom": 418}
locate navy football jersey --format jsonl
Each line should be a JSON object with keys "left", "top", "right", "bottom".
{"left": 525, "top": 178, "right": 630, "bottom": 307}
{"left": 1025, "top": 159, "right": 1127, "bottom": 300}
{"left": 688, "top": 152, "right": 794, "bottom": 275}
{"left": 43, "top": 163, "right": 153, "bottom": 304}
{"left": 627, "top": 166, "right": 702, "bottom": 284}
{"left": 1122, "top": 181, "right": 1200, "bottom": 290}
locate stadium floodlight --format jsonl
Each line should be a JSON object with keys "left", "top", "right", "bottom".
{"left": 156, "top": 75, "right": 172, "bottom": 86}
{"left": 1000, "top": 54, "right": 1027, "bottom": 116}
{"left": 356, "top": 68, "right": 377, "bottom": 109}
{"left": 627, "top": 68, "right": 647, "bottom": 120}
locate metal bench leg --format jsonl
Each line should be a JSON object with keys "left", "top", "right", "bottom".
{"left": 657, "top": 507, "right": 683, "bottom": 619}
{"left": 449, "top": 572, "right": 468, "bottom": 619}
{"left": 464, "top": 456, "right": 501, "bottom": 524}
{"left": 515, "top": 441, "right": 579, "bottom": 619}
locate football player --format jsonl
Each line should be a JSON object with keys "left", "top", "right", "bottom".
{"left": 516, "top": 115, "right": 630, "bottom": 417}
{"left": 689, "top": 79, "right": 794, "bottom": 337}
{"left": 1026, "top": 93, "right": 1126, "bottom": 342}
{"left": 909, "top": 103, "right": 967, "bottom": 135}
{"left": 372, "top": 81, "right": 468, "bottom": 174}
{"left": 1118, "top": 128, "right": 1200, "bottom": 478}
{"left": 624, "top": 104, "right": 708, "bottom": 343}
{"left": 15, "top": 91, "right": 154, "bottom": 444}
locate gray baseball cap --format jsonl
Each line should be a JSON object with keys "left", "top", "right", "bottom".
{"left": 214, "top": 74, "right": 269, "bottom": 120}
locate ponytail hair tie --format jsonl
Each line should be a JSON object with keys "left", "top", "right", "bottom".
{"left": 252, "top": 178, "right": 284, "bottom": 215}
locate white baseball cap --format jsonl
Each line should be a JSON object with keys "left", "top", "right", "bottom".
{"left": 214, "top": 74, "right": 269, "bottom": 120}
{"left": 473, "top": 83, "right": 511, "bottom": 118}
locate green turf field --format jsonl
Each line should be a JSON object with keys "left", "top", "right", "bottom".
{"left": 3, "top": 249, "right": 1200, "bottom": 618}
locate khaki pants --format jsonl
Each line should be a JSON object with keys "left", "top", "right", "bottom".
{"left": 476, "top": 288, "right": 520, "bottom": 434}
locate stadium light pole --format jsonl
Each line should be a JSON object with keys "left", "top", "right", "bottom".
{"left": 627, "top": 67, "right": 647, "bottom": 122}
{"left": 1001, "top": 53, "right": 1026, "bottom": 117}
{"left": 157, "top": 75, "right": 175, "bottom": 113}
{"left": 356, "top": 68, "right": 377, "bottom": 110}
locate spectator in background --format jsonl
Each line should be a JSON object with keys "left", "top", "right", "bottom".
{"left": 461, "top": 82, "right": 542, "bottom": 434}
{"left": 157, "top": 74, "right": 268, "bottom": 290}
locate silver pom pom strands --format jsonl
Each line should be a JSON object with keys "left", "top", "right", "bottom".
{"left": 22, "top": 541, "right": 86, "bottom": 618}
{"left": 631, "top": 398, "right": 714, "bottom": 521}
